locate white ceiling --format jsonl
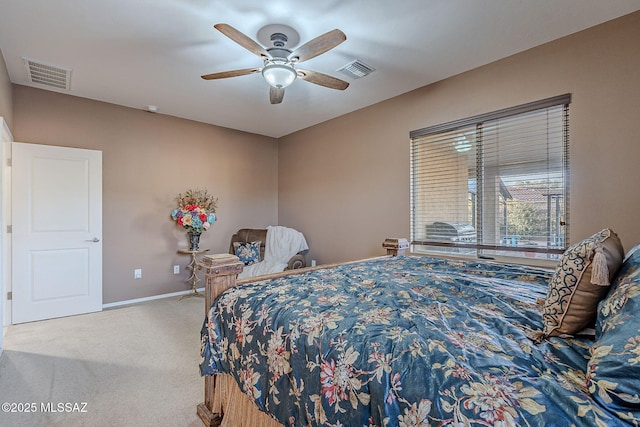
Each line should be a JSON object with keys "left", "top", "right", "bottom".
{"left": 1, "top": 1, "right": 639, "bottom": 138}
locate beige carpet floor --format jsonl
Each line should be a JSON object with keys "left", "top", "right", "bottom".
{"left": 0, "top": 295, "right": 206, "bottom": 427}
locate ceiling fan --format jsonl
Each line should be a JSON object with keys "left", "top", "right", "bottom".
{"left": 201, "top": 23, "right": 350, "bottom": 104}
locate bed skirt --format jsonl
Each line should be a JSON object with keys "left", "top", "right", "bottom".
{"left": 211, "top": 373, "right": 283, "bottom": 427}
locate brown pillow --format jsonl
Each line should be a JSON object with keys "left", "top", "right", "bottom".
{"left": 541, "top": 228, "right": 624, "bottom": 338}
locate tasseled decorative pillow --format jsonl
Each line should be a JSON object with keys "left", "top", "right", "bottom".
{"left": 537, "top": 228, "right": 624, "bottom": 340}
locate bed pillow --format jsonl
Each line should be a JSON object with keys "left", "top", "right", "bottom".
{"left": 233, "top": 241, "right": 262, "bottom": 266}
{"left": 595, "top": 243, "right": 640, "bottom": 339}
{"left": 587, "top": 243, "right": 640, "bottom": 417}
{"left": 541, "top": 228, "right": 624, "bottom": 338}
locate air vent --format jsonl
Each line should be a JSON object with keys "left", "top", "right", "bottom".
{"left": 337, "top": 59, "right": 375, "bottom": 79}
{"left": 23, "top": 58, "right": 72, "bottom": 90}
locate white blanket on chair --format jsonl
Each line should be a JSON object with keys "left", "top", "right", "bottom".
{"left": 238, "top": 225, "right": 308, "bottom": 279}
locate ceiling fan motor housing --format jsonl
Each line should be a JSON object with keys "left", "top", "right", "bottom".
{"left": 266, "top": 47, "right": 292, "bottom": 62}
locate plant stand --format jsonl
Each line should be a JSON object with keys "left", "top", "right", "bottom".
{"left": 177, "top": 248, "right": 209, "bottom": 300}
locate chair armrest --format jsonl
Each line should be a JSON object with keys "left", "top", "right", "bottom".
{"left": 286, "top": 253, "right": 306, "bottom": 270}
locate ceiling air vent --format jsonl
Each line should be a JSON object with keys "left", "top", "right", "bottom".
{"left": 336, "top": 59, "right": 375, "bottom": 79}
{"left": 23, "top": 58, "right": 72, "bottom": 90}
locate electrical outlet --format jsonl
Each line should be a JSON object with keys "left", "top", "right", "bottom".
{"left": 134, "top": 268, "right": 142, "bottom": 279}
{"left": 173, "top": 265, "right": 180, "bottom": 274}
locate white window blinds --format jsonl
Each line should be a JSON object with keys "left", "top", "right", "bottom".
{"left": 410, "top": 94, "right": 570, "bottom": 260}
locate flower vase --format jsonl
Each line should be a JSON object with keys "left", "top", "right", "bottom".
{"left": 188, "top": 231, "right": 201, "bottom": 251}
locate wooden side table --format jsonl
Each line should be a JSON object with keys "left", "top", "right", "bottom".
{"left": 177, "top": 248, "right": 209, "bottom": 300}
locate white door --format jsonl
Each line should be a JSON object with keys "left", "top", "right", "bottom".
{"left": 12, "top": 142, "right": 102, "bottom": 324}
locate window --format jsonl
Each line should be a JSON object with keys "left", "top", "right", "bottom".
{"left": 410, "top": 94, "right": 570, "bottom": 260}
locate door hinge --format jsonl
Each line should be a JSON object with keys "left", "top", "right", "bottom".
{"left": 6, "top": 158, "right": 11, "bottom": 166}
{"left": 6, "top": 225, "right": 11, "bottom": 233}
{"left": 7, "top": 291, "right": 11, "bottom": 300}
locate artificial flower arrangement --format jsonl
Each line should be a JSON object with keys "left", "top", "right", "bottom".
{"left": 170, "top": 189, "right": 218, "bottom": 234}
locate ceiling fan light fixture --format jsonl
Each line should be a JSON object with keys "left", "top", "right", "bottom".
{"left": 262, "top": 63, "right": 297, "bottom": 88}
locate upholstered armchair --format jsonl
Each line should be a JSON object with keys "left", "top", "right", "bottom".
{"left": 229, "top": 228, "right": 307, "bottom": 272}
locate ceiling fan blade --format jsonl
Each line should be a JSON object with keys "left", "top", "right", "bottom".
{"left": 297, "top": 69, "right": 349, "bottom": 90}
{"left": 289, "top": 29, "right": 346, "bottom": 63}
{"left": 270, "top": 87, "right": 285, "bottom": 104}
{"left": 201, "top": 68, "right": 261, "bottom": 80}
{"left": 214, "top": 23, "right": 270, "bottom": 59}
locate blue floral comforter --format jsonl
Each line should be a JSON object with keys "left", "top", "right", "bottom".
{"left": 200, "top": 255, "right": 622, "bottom": 426}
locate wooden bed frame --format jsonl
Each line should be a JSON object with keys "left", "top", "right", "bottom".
{"left": 196, "top": 239, "right": 407, "bottom": 426}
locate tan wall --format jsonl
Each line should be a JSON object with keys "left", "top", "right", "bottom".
{"left": 12, "top": 85, "right": 278, "bottom": 303}
{"left": 0, "top": 49, "right": 12, "bottom": 129}
{"left": 279, "top": 11, "right": 640, "bottom": 264}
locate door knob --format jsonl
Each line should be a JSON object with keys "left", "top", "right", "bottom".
{"left": 86, "top": 237, "right": 101, "bottom": 242}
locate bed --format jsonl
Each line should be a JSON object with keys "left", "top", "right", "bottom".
{"left": 198, "top": 233, "right": 640, "bottom": 427}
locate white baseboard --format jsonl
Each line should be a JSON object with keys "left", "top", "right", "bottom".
{"left": 102, "top": 287, "right": 205, "bottom": 309}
